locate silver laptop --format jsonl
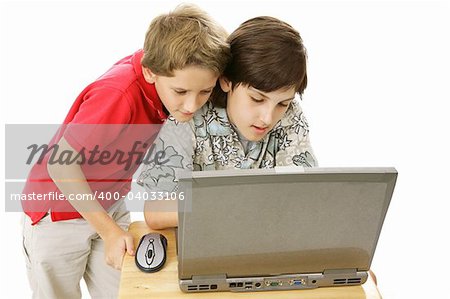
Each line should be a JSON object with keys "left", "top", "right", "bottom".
{"left": 177, "top": 167, "right": 397, "bottom": 292}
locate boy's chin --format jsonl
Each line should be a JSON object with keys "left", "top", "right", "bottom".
{"left": 170, "top": 113, "right": 194, "bottom": 123}
{"left": 242, "top": 131, "right": 267, "bottom": 142}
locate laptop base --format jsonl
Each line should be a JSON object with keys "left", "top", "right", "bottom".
{"left": 180, "top": 270, "right": 368, "bottom": 292}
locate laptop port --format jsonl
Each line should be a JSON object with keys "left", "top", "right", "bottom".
{"left": 289, "top": 279, "right": 305, "bottom": 286}
{"left": 237, "top": 282, "right": 243, "bottom": 287}
{"left": 255, "top": 282, "right": 261, "bottom": 288}
{"left": 266, "top": 281, "right": 282, "bottom": 287}
{"left": 229, "top": 283, "right": 236, "bottom": 288}
{"left": 210, "top": 284, "right": 218, "bottom": 290}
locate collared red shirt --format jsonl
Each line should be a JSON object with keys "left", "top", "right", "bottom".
{"left": 23, "top": 50, "right": 167, "bottom": 225}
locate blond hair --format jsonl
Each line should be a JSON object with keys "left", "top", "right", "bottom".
{"left": 142, "top": 3, "right": 230, "bottom": 76}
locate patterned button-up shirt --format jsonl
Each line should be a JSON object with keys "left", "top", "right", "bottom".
{"left": 138, "top": 100, "right": 317, "bottom": 193}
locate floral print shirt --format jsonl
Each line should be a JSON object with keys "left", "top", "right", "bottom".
{"left": 137, "top": 100, "right": 317, "bottom": 193}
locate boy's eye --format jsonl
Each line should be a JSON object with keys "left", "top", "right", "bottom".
{"left": 201, "top": 90, "right": 212, "bottom": 94}
{"left": 278, "top": 102, "right": 291, "bottom": 107}
{"left": 251, "top": 97, "right": 263, "bottom": 103}
{"left": 175, "top": 90, "right": 187, "bottom": 95}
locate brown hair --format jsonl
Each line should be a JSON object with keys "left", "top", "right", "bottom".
{"left": 212, "top": 16, "right": 308, "bottom": 107}
{"left": 141, "top": 3, "right": 230, "bottom": 76}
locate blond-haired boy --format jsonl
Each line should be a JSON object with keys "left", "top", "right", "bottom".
{"left": 22, "top": 4, "right": 229, "bottom": 298}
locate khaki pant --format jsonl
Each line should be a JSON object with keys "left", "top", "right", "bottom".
{"left": 22, "top": 200, "right": 130, "bottom": 299}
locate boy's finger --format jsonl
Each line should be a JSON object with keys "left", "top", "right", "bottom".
{"left": 125, "top": 236, "right": 135, "bottom": 256}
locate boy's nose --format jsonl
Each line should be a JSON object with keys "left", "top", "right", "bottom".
{"left": 182, "top": 96, "right": 198, "bottom": 113}
{"left": 260, "top": 108, "right": 274, "bottom": 126}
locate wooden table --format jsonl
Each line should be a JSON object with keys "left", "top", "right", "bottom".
{"left": 119, "top": 221, "right": 382, "bottom": 298}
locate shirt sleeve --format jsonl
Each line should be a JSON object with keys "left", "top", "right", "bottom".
{"left": 63, "top": 86, "right": 132, "bottom": 153}
{"left": 275, "top": 101, "right": 318, "bottom": 167}
{"left": 137, "top": 117, "right": 195, "bottom": 193}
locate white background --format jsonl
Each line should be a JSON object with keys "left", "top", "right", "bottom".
{"left": 1, "top": 0, "right": 449, "bottom": 298}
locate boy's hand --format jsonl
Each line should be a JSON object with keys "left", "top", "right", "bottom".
{"left": 103, "top": 226, "right": 135, "bottom": 270}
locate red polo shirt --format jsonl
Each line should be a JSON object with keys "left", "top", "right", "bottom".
{"left": 22, "top": 50, "right": 167, "bottom": 225}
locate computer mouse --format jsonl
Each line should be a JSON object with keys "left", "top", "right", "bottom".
{"left": 135, "top": 233, "right": 168, "bottom": 273}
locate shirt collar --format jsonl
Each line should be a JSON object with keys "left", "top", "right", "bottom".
{"left": 132, "top": 50, "right": 167, "bottom": 121}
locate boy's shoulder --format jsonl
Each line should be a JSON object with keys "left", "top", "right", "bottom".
{"left": 91, "top": 50, "right": 142, "bottom": 93}
{"left": 271, "top": 99, "right": 311, "bottom": 138}
{"left": 161, "top": 103, "right": 218, "bottom": 136}
{"left": 278, "top": 99, "right": 305, "bottom": 127}
{"left": 192, "top": 102, "right": 229, "bottom": 126}
{"left": 70, "top": 50, "right": 165, "bottom": 125}
{"left": 200, "top": 102, "right": 229, "bottom": 120}
{"left": 182, "top": 102, "right": 232, "bottom": 138}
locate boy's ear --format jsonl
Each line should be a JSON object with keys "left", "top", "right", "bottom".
{"left": 219, "top": 77, "right": 232, "bottom": 92}
{"left": 142, "top": 67, "right": 157, "bottom": 84}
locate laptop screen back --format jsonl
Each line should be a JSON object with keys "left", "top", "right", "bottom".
{"left": 177, "top": 167, "right": 397, "bottom": 280}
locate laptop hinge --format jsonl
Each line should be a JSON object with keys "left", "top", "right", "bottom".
{"left": 323, "top": 268, "right": 358, "bottom": 275}
{"left": 192, "top": 274, "right": 227, "bottom": 284}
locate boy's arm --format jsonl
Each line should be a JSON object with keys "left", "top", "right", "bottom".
{"left": 47, "top": 137, "right": 134, "bottom": 270}
{"left": 138, "top": 117, "right": 194, "bottom": 229}
{"left": 144, "top": 204, "right": 178, "bottom": 229}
